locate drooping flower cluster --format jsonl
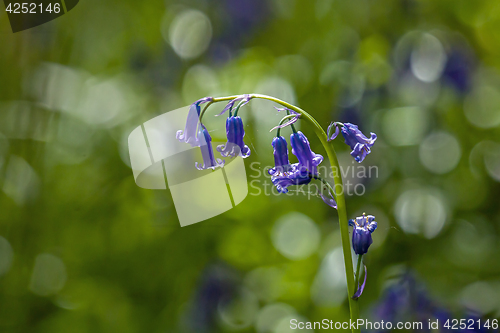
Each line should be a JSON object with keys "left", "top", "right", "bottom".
{"left": 176, "top": 95, "right": 381, "bottom": 301}
{"left": 177, "top": 96, "right": 378, "bottom": 211}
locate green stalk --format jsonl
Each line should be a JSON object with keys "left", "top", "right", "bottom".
{"left": 354, "top": 255, "right": 363, "bottom": 293}
{"left": 200, "top": 94, "right": 360, "bottom": 332}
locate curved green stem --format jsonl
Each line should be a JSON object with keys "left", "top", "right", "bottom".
{"left": 201, "top": 94, "right": 360, "bottom": 332}
{"left": 312, "top": 174, "right": 336, "bottom": 200}
{"left": 272, "top": 114, "right": 298, "bottom": 137}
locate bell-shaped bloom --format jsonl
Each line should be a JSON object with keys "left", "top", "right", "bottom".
{"left": 290, "top": 131, "right": 323, "bottom": 174}
{"left": 349, "top": 214, "right": 377, "bottom": 255}
{"left": 268, "top": 136, "right": 294, "bottom": 176}
{"left": 271, "top": 164, "right": 312, "bottom": 193}
{"left": 341, "top": 123, "right": 377, "bottom": 163}
{"left": 195, "top": 125, "right": 225, "bottom": 170}
{"left": 217, "top": 116, "right": 251, "bottom": 158}
{"left": 177, "top": 97, "right": 213, "bottom": 147}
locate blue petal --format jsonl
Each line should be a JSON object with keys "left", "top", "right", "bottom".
{"left": 320, "top": 192, "right": 337, "bottom": 209}
{"left": 352, "top": 265, "right": 367, "bottom": 300}
{"left": 327, "top": 122, "right": 340, "bottom": 141}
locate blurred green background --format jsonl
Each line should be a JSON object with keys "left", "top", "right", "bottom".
{"left": 1, "top": 0, "right": 500, "bottom": 332}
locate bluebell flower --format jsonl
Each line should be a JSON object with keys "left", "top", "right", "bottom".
{"left": 196, "top": 125, "right": 225, "bottom": 170}
{"left": 349, "top": 213, "right": 377, "bottom": 255}
{"left": 268, "top": 136, "right": 294, "bottom": 176}
{"left": 271, "top": 165, "right": 312, "bottom": 193}
{"left": 290, "top": 131, "right": 323, "bottom": 175}
{"left": 176, "top": 97, "right": 213, "bottom": 147}
{"left": 341, "top": 123, "right": 377, "bottom": 163}
{"left": 217, "top": 116, "right": 251, "bottom": 158}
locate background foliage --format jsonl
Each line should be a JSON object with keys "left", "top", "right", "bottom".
{"left": 0, "top": 0, "right": 500, "bottom": 332}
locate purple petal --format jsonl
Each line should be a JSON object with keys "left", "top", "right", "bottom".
{"left": 269, "top": 115, "right": 300, "bottom": 132}
{"left": 177, "top": 98, "right": 212, "bottom": 147}
{"left": 217, "top": 95, "right": 252, "bottom": 116}
{"left": 320, "top": 192, "right": 337, "bottom": 209}
{"left": 352, "top": 265, "right": 367, "bottom": 300}
{"left": 273, "top": 106, "right": 298, "bottom": 115}
{"left": 290, "top": 131, "right": 323, "bottom": 175}
{"left": 367, "top": 221, "right": 378, "bottom": 233}
{"left": 327, "top": 122, "right": 340, "bottom": 141}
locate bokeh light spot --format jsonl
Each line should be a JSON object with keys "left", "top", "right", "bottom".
{"left": 218, "top": 288, "right": 259, "bottom": 330}
{"left": 29, "top": 253, "right": 67, "bottom": 296}
{"left": 0, "top": 236, "right": 13, "bottom": 276}
{"left": 411, "top": 33, "right": 446, "bottom": 83}
{"left": 255, "top": 303, "right": 296, "bottom": 333}
{"left": 382, "top": 107, "right": 429, "bottom": 146}
{"left": 419, "top": 131, "right": 461, "bottom": 174}
{"left": 166, "top": 9, "right": 212, "bottom": 60}
{"left": 272, "top": 212, "right": 320, "bottom": 260}
{"left": 395, "top": 188, "right": 447, "bottom": 238}
{"left": 310, "top": 247, "right": 347, "bottom": 306}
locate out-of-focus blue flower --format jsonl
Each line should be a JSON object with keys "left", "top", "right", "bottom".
{"left": 341, "top": 123, "right": 377, "bottom": 163}
{"left": 271, "top": 165, "right": 312, "bottom": 193}
{"left": 371, "top": 272, "right": 434, "bottom": 332}
{"left": 217, "top": 116, "right": 251, "bottom": 158}
{"left": 184, "top": 263, "right": 237, "bottom": 333}
{"left": 268, "top": 136, "right": 294, "bottom": 176}
{"left": 290, "top": 131, "right": 323, "bottom": 174}
{"left": 373, "top": 281, "right": 409, "bottom": 325}
{"left": 371, "top": 273, "right": 499, "bottom": 333}
{"left": 177, "top": 97, "right": 213, "bottom": 147}
{"left": 196, "top": 125, "right": 225, "bottom": 170}
{"left": 442, "top": 49, "right": 474, "bottom": 93}
{"left": 349, "top": 214, "right": 377, "bottom": 255}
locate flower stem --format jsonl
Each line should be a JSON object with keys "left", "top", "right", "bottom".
{"left": 354, "top": 255, "right": 363, "bottom": 294}
{"left": 273, "top": 114, "right": 298, "bottom": 136}
{"left": 312, "top": 174, "right": 336, "bottom": 199}
{"left": 201, "top": 94, "right": 360, "bottom": 332}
